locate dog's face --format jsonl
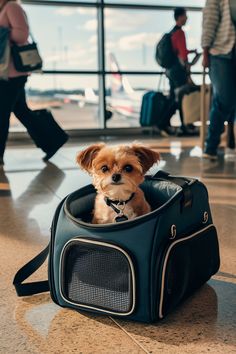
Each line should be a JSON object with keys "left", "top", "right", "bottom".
{"left": 77, "top": 143, "right": 160, "bottom": 200}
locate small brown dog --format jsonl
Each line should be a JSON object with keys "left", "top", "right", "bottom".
{"left": 77, "top": 143, "right": 160, "bottom": 224}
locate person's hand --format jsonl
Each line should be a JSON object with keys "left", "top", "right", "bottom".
{"left": 189, "top": 49, "right": 198, "bottom": 54}
{"left": 187, "top": 76, "right": 194, "bottom": 85}
{"left": 202, "top": 49, "right": 209, "bottom": 68}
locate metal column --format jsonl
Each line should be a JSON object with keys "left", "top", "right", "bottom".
{"left": 97, "top": 0, "right": 106, "bottom": 129}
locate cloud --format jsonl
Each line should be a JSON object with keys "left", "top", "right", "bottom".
{"left": 184, "top": 25, "right": 192, "bottom": 32}
{"left": 83, "top": 9, "right": 148, "bottom": 32}
{"left": 84, "top": 19, "right": 97, "bottom": 31}
{"left": 105, "top": 9, "right": 147, "bottom": 31}
{"left": 106, "top": 41, "right": 117, "bottom": 51}
{"left": 55, "top": 7, "right": 96, "bottom": 17}
{"left": 188, "top": 37, "right": 199, "bottom": 47}
{"left": 55, "top": 7, "right": 75, "bottom": 16}
{"left": 77, "top": 8, "right": 96, "bottom": 16}
{"left": 89, "top": 35, "right": 97, "bottom": 45}
{"left": 44, "top": 43, "right": 97, "bottom": 67}
{"left": 118, "top": 32, "right": 161, "bottom": 51}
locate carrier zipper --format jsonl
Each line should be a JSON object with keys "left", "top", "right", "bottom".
{"left": 158, "top": 223, "right": 214, "bottom": 319}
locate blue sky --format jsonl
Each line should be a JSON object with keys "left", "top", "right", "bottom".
{"left": 24, "top": 1, "right": 205, "bottom": 90}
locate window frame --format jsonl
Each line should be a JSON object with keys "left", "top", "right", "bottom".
{"left": 22, "top": 0, "right": 203, "bottom": 133}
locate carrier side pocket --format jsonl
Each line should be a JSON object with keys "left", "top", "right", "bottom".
{"left": 158, "top": 224, "right": 220, "bottom": 319}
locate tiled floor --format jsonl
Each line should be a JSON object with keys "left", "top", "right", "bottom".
{"left": 0, "top": 136, "right": 236, "bottom": 354}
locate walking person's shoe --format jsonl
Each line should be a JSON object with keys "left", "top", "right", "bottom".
{"left": 176, "top": 125, "right": 199, "bottom": 137}
{"left": 158, "top": 126, "right": 176, "bottom": 138}
{"left": 202, "top": 151, "right": 218, "bottom": 161}
{"left": 224, "top": 147, "right": 236, "bottom": 160}
{"left": 0, "top": 157, "right": 4, "bottom": 167}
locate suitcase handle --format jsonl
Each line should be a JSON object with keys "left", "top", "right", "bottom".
{"left": 200, "top": 67, "right": 209, "bottom": 150}
{"left": 157, "top": 72, "right": 165, "bottom": 92}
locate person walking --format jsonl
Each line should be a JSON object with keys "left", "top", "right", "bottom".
{"left": 165, "top": 7, "right": 198, "bottom": 136}
{"left": 202, "top": 0, "right": 236, "bottom": 160}
{"left": 0, "top": 0, "right": 68, "bottom": 167}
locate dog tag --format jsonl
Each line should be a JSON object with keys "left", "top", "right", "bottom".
{"left": 115, "top": 215, "right": 128, "bottom": 222}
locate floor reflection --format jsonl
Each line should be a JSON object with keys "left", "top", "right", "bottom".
{"left": 0, "top": 140, "right": 235, "bottom": 354}
{"left": 0, "top": 163, "right": 65, "bottom": 242}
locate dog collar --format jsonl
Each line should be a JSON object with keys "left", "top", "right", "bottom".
{"left": 104, "top": 193, "right": 135, "bottom": 222}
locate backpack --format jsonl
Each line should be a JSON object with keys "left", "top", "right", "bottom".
{"left": 155, "top": 28, "right": 178, "bottom": 69}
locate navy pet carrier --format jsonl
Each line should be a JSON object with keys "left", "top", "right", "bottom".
{"left": 13, "top": 171, "right": 220, "bottom": 323}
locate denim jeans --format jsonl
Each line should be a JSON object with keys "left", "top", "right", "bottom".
{"left": 205, "top": 53, "right": 236, "bottom": 154}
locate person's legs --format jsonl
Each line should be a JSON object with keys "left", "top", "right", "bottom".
{"left": 175, "top": 84, "right": 200, "bottom": 130}
{"left": 0, "top": 78, "right": 26, "bottom": 161}
{"left": 205, "top": 55, "right": 236, "bottom": 155}
{"left": 0, "top": 81, "right": 11, "bottom": 160}
{"left": 227, "top": 112, "right": 235, "bottom": 150}
{"left": 13, "top": 78, "right": 34, "bottom": 129}
{"left": 166, "top": 62, "right": 191, "bottom": 130}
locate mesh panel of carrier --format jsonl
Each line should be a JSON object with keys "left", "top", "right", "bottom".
{"left": 61, "top": 240, "right": 134, "bottom": 313}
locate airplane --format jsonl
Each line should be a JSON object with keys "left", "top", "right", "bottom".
{"left": 54, "top": 53, "right": 147, "bottom": 119}
{"left": 54, "top": 88, "right": 97, "bottom": 108}
{"left": 108, "top": 53, "right": 146, "bottom": 118}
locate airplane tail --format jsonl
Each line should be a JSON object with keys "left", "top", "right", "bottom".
{"left": 109, "top": 53, "right": 134, "bottom": 96}
{"left": 84, "top": 88, "right": 97, "bottom": 100}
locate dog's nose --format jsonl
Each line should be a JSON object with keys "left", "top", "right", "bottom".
{"left": 112, "top": 173, "right": 121, "bottom": 183}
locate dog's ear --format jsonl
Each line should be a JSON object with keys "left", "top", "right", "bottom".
{"left": 76, "top": 143, "right": 105, "bottom": 172}
{"left": 131, "top": 145, "right": 160, "bottom": 174}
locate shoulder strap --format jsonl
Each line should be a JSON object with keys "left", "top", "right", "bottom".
{"left": 170, "top": 25, "right": 180, "bottom": 34}
{"left": 13, "top": 243, "right": 49, "bottom": 297}
{"left": 147, "top": 170, "right": 193, "bottom": 209}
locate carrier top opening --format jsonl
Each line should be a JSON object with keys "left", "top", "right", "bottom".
{"left": 65, "top": 179, "right": 182, "bottom": 226}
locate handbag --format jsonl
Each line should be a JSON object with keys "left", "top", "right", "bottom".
{"left": 11, "top": 32, "right": 42, "bottom": 72}
{"left": 13, "top": 171, "right": 220, "bottom": 323}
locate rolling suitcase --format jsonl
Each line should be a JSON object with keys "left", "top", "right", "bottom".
{"left": 140, "top": 91, "right": 175, "bottom": 129}
{"left": 182, "top": 85, "right": 211, "bottom": 125}
{"left": 27, "top": 109, "right": 69, "bottom": 153}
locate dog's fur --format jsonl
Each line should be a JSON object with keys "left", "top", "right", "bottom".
{"left": 77, "top": 143, "right": 160, "bottom": 224}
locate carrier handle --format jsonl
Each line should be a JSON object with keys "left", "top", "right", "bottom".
{"left": 13, "top": 244, "right": 49, "bottom": 297}
{"left": 150, "top": 170, "right": 193, "bottom": 209}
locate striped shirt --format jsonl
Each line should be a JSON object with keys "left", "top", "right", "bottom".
{"left": 201, "top": 0, "right": 236, "bottom": 56}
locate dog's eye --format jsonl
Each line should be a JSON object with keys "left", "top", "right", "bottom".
{"left": 101, "top": 165, "right": 109, "bottom": 173}
{"left": 124, "top": 164, "right": 133, "bottom": 172}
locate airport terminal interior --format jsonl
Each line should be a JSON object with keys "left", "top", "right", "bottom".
{"left": 1, "top": 1, "right": 236, "bottom": 353}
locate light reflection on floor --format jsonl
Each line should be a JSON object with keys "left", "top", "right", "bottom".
{"left": 0, "top": 136, "right": 235, "bottom": 354}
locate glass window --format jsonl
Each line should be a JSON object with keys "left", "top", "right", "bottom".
{"left": 104, "top": 0, "right": 204, "bottom": 6}
{"left": 10, "top": 75, "right": 99, "bottom": 131}
{"left": 106, "top": 74, "right": 169, "bottom": 128}
{"left": 34, "top": 0, "right": 96, "bottom": 3}
{"left": 11, "top": 2, "right": 203, "bottom": 133}
{"left": 23, "top": 5, "right": 98, "bottom": 70}
{"left": 105, "top": 9, "right": 202, "bottom": 72}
